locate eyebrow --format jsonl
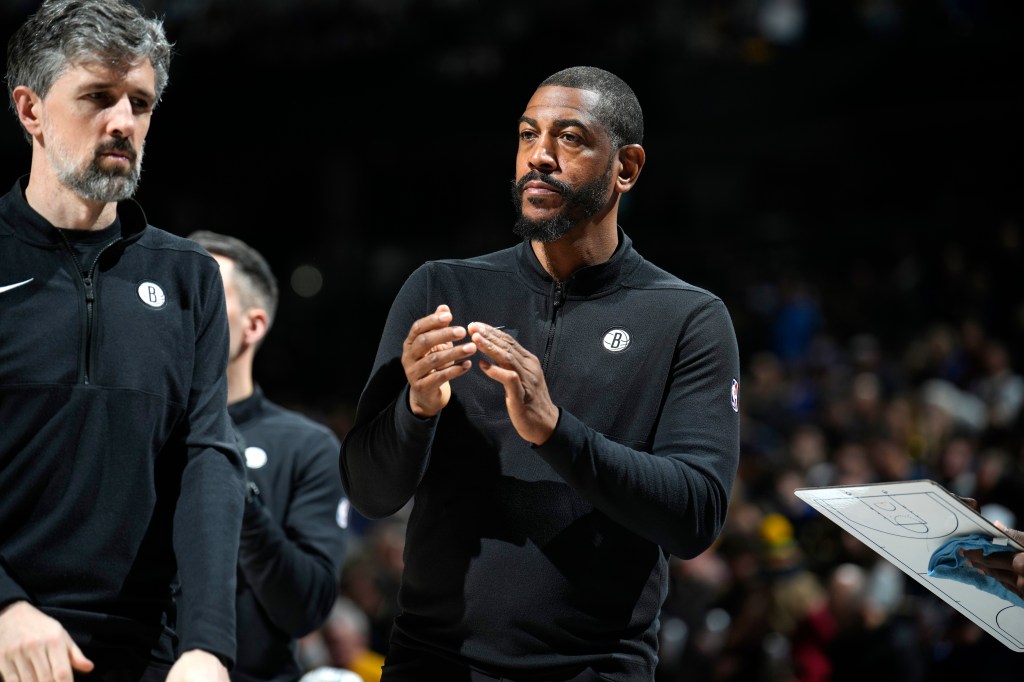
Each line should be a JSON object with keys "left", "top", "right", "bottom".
{"left": 77, "top": 80, "right": 156, "bottom": 104}
{"left": 518, "top": 115, "right": 592, "bottom": 132}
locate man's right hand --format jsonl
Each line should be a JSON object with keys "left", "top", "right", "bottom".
{"left": 0, "top": 602, "right": 94, "bottom": 682}
{"left": 401, "top": 304, "right": 475, "bottom": 417}
{"left": 964, "top": 522, "right": 1024, "bottom": 599}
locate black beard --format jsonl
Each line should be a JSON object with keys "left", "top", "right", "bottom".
{"left": 510, "top": 168, "right": 612, "bottom": 243}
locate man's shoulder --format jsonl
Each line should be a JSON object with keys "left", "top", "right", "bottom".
{"left": 247, "top": 397, "right": 340, "bottom": 446}
{"left": 626, "top": 256, "right": 724, "bottom": 305}
{"left": 425, "top": 243, "right": 519, "bottom": 274}
{"left": 135, "top": 224, "right": 216, "bottom": 259}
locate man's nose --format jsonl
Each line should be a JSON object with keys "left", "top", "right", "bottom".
{"left": 106, "top": 96, "right": 135, "bottom": 138}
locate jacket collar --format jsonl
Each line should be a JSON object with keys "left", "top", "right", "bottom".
{"left": 0, "top": 175, "right": 149, "bottom": 247}
{"left": 228, "top": 384, "right": 266, "bottom": 427}
{"left": 515, "top": 226, "right": 644, "bottom": 298}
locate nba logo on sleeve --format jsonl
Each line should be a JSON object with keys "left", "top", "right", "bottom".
{"left": 730, "top": 379, "right": 740, "bottom": 413}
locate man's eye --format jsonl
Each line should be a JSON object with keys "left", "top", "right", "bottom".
{"left": 519, "top": 130, "right": 536, "bottom": 141}
{"left": 562, "top": 133, "right": 580, "bottom": 143}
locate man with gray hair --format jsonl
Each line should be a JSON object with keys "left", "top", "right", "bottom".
{"left": 0, "top": 3, "right": 245, "bottom": 682}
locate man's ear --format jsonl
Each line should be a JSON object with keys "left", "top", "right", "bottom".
{"left": 614, "top": 144, "right": 645, "bottom": 194}
{"left": 243, "top": 308, "right": 269, "bottom": 348}
{"left": 12, "top": 85, "right": 43, "bottom": 140}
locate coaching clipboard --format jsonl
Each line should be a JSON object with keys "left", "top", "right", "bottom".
{"left": 794, "top": 479, "right": 1024, "bottom": 652}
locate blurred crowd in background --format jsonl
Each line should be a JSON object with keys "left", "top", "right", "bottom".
{"left": 292, "top": 223, "right": 1024, "bottom": 681}
{"left": 3, "top": 1, "right": 1022, "bottom": 681}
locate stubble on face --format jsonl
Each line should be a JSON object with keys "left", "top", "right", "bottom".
{"left": 510, "top": 163, "right": 614, "bottom": 243}
{"left": 43, "top": 119, "right": 144, "bottom": 203}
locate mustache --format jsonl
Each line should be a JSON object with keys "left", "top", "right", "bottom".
{"left": 95, "top": 137, "right": 137, "bottom": 162}
{"left": 513, "top": 170, "right": 570, "bottom": 194}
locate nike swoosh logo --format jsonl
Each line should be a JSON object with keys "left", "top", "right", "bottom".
{"left": 0, "top": 278, "right": 34, "bottom": 294}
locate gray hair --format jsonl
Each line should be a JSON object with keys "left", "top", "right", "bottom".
{"left": 539, "top": 66, "right": 643, "bottom": 150}
{"left": 6, "top": 0, "right": 173, "bottom": 140}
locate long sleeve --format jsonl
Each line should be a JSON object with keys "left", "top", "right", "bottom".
{"left": 0, "top": 569, "right": 29, "bottom": 611}
{"left": 534, "top": 297, "right": 740, "bottom": 559}
{"left": 340, "top": 265, "right": 439, "bottom": 519}
{"left": 173, "top": 271, "right": 246, "bottom": 665}
{"left": 237, "top": 428, "right": 346, "bottom": 638}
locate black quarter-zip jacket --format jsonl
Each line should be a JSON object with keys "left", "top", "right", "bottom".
{"left": 0, "top": 178, "right": 245, "bottom": 667}
{"left": 229, "top": 386, "right": 349, "bottom": 682}
{"left": 340, "top": 230, "right": 741, "bottom": 680}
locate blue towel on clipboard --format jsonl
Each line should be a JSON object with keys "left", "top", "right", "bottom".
{"left": 927, "top": 534, "right": 1024, "bottom": 609}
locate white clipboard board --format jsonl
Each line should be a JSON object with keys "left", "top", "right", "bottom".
{"left": 794, "top": 479, "right": 1024, "bottom": 652}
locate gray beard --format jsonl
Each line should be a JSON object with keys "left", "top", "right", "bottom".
{"left": 55, "top": 152, "right": 143, "bottom": 203}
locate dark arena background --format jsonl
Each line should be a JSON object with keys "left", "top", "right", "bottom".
{"left": 3, "top": 1, "right": 1023, "bottom": 680}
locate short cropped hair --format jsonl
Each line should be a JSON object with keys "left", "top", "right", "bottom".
{"left": 539, "top": 66, "right": 643, "bottom": 149}
{"left": 6, "top": 0, "right": 173, "bottom": 138}
{"left": 189, "top": 230, "right": 279, "bottom": 330}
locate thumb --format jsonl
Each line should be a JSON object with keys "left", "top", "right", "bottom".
{"left": 65, "top": 634, "right": 94, "bottom": 672}
{"left": 958, "top": 496, "right": 979, "bottom": 512}
{"left": 994, "top": 521, "right": 1024, "bottom": 547}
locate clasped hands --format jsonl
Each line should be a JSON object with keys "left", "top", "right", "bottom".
{"left": 401, "top": 304, "right": 558, "bottom": 445}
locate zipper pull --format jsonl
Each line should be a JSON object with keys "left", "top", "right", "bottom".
{"left": 553, "top": 281, "right": 565, "bottom": 310}
{"left": 83, "top": 276, "right": 95, "bottom": 303}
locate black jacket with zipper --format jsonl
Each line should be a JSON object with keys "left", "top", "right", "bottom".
{"left": 341, "top": 230, "right": 741, "bottom": 680}
{"left": 0, "top": 177, "right": 245, "bottom": 667}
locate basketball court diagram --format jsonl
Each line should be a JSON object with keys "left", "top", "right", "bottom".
{"left": 794, "top": 479, "right": 1024, "bottom": 652}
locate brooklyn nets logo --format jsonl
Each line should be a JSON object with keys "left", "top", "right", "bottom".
{"left": 602, "top": 328, "right": 631, "bottom": 353}
{"left": 136, "top": 281, "right": 166, "bottom": 309}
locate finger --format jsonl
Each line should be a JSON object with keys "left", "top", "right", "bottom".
{"left": 478, "top": 358, "right": 528, "bottom": 402}
{"left": 974, "top": 561, "right": 1016, "bottom": 585}
{"left": 407, "top": 327, "right": 468, "bottom": 364}
{"left": 965, "top": 551, "right": 1013, "bottom": 572}
{"left": 405, "top": 307, "right": 459, "bottom": 346}
{"left": 995, "top": 522, "right": 1024, "bottom": 548}
{"left": 411, "top": 343, "right": 476, "bottom": 380}
{"left": 64, "top": 634, "right": 93, "bottom": 673}
{"left": 958, "top": 496, "right": 979, "bottom": 512}
{"left": 407, "top": 324, "right": 466, "bottom": 356}
{"left": 471, "top": 330, "right": 525, "bottom": 372}
{"left": 411, "top": 359, "right": 472, "bottom": 390}
{"left": 47, "top": 643, "right": 73, "bottom": 682}
{"left": 468, "top": 322, "right": 519, "bottom": 350}
{"left": 14, "top": 649, "right": 39, "bottom": 682}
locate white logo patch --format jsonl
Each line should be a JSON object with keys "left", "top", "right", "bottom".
{"left": 602, "top": 328, "right": 631, "bottom": 353}
{"left": 137, "top": 281, "right": 166, "bottom": 308}
{"left": 336, "top": 498, "right": 350, "bottom": 529}
{"left": 731, "top": 379, "right": 740, "bottom": 413}
{"left": 245, "top": 446, "right": 268, "bottom": 469}
{"left": 0, "top": 278, "right": 33, "bottom": 294}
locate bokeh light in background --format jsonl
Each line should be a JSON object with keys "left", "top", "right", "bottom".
{"left": 2, "top": 1, "right": 1020, "bottom": 418}
{"left": 291, "top": 264, "right": 325, "bottom": 298}
{"left": 3, "top": 2, "right": 1023, "bottom": 679}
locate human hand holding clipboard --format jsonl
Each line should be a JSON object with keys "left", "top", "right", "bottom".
{"left": 795, "top": 480, "right": 1024, "bottom": 652}
{"left": 956, "top": 497, "right": 1024, "bottom": 601}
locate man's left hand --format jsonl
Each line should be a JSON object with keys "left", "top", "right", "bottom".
{"left": 469, "top": 322, "right": 559, "bottom": 445}
{"left": 165, "top": 649, "right": 228, "bottom": 682}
